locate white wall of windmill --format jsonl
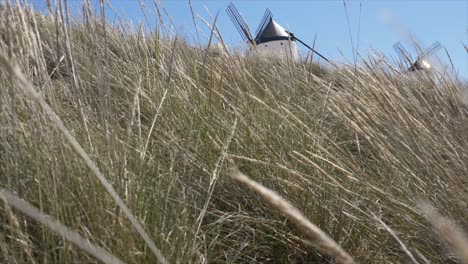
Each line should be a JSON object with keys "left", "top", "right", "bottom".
{"left": 209, "top": 43, "right": 229, "bottom": 57}
{"left": 255, "top": 40, "right": 298, "bottom": 61}
{"left": 460, "top": 86, "right": 468, "bottom": 107}
{"left": 406, "top": 68, "right": 441, "bottom": 86}
{"left": 406, "top": 69, "right": 434, "bottom": 80}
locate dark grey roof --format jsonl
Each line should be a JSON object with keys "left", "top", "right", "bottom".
{"left": 254, "top": 18, "right": 291, "bottom": 44}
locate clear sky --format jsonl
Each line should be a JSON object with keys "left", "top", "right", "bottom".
{"left": 30, "top": 0, "right": 468, "bottom": 80}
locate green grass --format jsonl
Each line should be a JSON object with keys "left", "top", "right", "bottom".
{"left": 0, "top": 2, "right": 467, "bottom": 263}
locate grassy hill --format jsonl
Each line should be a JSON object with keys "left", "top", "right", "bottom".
{"left": 0, "top": 3, "right": 467, "bottom": 263}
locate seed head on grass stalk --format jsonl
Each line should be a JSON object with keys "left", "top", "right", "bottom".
{"left": 229, "top": 169, "right": 355, "bottom": 264}
{"left": 418, "top": 201, "right": 468, "bottom": 264}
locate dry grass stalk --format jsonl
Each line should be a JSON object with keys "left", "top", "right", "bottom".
{"left": 1, "top": 191, "right": 37, "bottom": 263}
{"left": 229, "top": 169, "right": 355, "bottom": 264}
{"left": 0, "top": 190, "right": 125, "bottom": 264}
{"left": 372, "top": 213, "right": 420, "bottom": 263}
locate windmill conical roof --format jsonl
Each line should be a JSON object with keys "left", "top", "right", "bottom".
{"left": 255, "top": 18, "right": 291, "bottom": 44}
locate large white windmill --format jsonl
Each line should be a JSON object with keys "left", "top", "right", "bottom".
{"left": 226, "top": 3, "right": 333, "bottom": 65}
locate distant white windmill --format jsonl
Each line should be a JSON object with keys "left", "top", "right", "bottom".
{"left": 393, "top": 41, "right": 442, "bottom": 72}
{"left": 226, "top": 3, "right": 334, "bottom": 65}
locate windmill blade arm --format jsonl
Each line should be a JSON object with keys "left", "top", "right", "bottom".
{"left": 393, "top": 42, "right": 413, "bottom": 65}
{"left": 292, "top": 35, "right": 336, "bottom": 67}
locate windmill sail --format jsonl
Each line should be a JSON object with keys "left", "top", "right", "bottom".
{"left": 255, "top": 8, "right": 272, "bottom": 38}
{"left": 418, "top": 41, "right": 442, "bottom": 60}
{"left": 226, "top": 3, "right": 254, "bottom": 44}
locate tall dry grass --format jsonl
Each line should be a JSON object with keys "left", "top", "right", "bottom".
{"left": 0, "top": 1, "right": 467, "bottom": 263}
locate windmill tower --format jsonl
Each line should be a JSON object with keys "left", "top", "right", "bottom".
{"left": 226, "top": 3, "right": 334, "bottom": 65}
{"left": 393, "top": 41, "right": 442, "bottom": 72}
{"left": 252, "top": 8, "right": 298, "bottom": 60}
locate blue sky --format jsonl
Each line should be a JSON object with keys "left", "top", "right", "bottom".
{"left": 30, "top": 0, "right": 467, "bottom": 80}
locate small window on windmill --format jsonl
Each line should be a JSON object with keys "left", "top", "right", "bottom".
{"left": 281, "top": 43, "right": 283, "bottom": 45}
{"left": 265, "top": 44, "right": 268, "bottom": 47}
